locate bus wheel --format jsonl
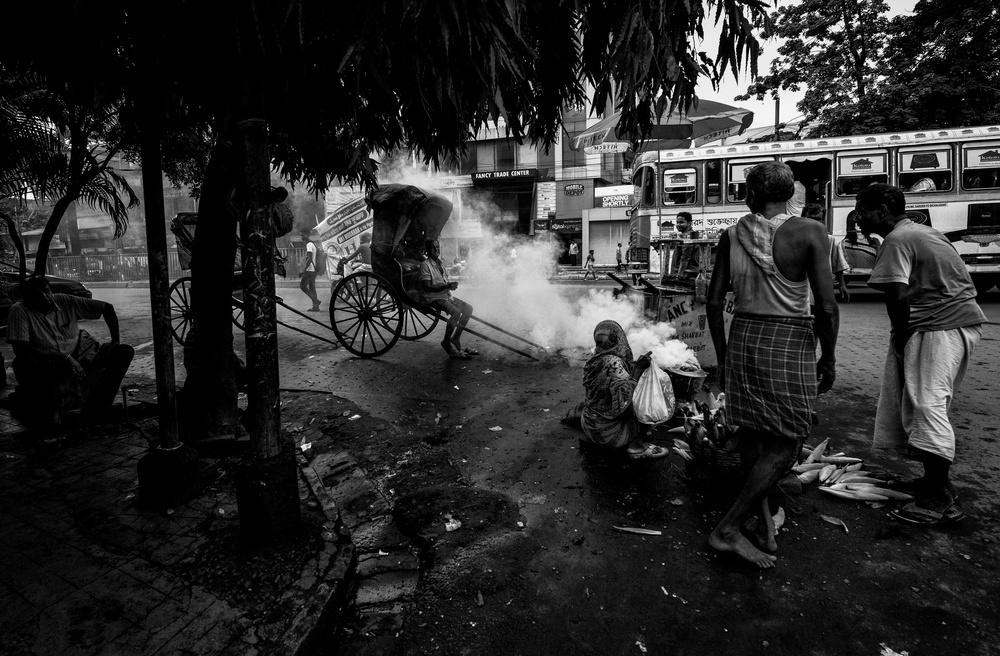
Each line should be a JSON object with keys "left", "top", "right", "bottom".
{"left": 972, "top": 274, "right": 999, "bottom": 297}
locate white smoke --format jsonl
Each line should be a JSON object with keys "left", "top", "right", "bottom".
{"left": 368, "top": 157, "right": 699, "bottom": 370}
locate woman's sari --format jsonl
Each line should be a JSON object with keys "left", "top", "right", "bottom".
{"left": 578, "top": 320, "right": 640, "bottom": 449}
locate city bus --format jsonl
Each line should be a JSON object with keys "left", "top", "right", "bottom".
{"left": 629, "top": 124, "right": 1000, "bottom": 293}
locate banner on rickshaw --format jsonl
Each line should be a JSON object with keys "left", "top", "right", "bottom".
{"left": 313, "top": 196, "right": 373, "bottom": 246}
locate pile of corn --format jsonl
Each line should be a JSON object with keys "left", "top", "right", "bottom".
{"left": 793, "top": 438, "right": 914, "bottom": 503}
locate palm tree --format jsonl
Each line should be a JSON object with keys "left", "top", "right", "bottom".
{"left": 0, "top": 68, "right": 139, "bottom": 277}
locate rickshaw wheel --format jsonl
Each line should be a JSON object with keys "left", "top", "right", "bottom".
{"left": 330, "top": 272, "right": 403, "bottom": 358}
{"left": 400, "top": 306, "right": 439, "bottom": 341}
{"left": 168, "top": 277, "right": 195, "bottom": 345}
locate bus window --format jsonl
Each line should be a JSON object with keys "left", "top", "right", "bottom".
{"left": 637, "top": 166, "right": 656, "bottom": 207}
{"left": 899, "top": 148, "right": 952, "bottom": 193}
{"left": 964, "top": 169, "right": 1000, "bottom": 189}
{"left": 706, "top": 160, "right": 722, "bottom": 204}
{"left": 836, "top": 151, "right": 888, "bottom": 196}
{"left": 661, "top": 168, "right": 697, "bottom": 206}
{"left": 727, "top": 158, "right": 774, "bottom": 203}
{"left": 962, "top": 142, "right": 1000, "bottom": 190}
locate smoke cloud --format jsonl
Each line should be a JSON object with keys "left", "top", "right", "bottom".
{"left": 353, "top": 157, "right": 699, "bottom": 370}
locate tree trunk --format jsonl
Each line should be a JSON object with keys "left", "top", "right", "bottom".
{"left": 65, "top": 201, "right": 81, "bottom": 255}
{"left": 33, "top": 192, "right": 76, "bottom": 276}
{"left": 180, "top": 138, "right": 241, "bottom": 440}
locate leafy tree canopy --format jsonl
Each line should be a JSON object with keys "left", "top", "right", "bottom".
{"left": 739, "top": 0, "right": 1000, "bottom": 137}
{"left": 3, "top": 0, "right": 771, "bottom": 195}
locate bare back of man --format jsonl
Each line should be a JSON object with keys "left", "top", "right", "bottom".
{"left": 707, "top": 162, "right": 838, "bottom": 568}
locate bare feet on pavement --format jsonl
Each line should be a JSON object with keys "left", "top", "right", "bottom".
{"left": 709, "top": 529, "right": 777, "bottom": 569}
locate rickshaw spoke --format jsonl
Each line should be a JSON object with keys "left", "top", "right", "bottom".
{"left": 335, "top": 315, "right": 364, "bottom": 336}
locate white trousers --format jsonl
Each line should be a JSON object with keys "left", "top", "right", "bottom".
{"left": 873, "top": 325, "right": 982, "bottom": 462}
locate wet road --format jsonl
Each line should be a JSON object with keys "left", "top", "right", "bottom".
{"left": 80, "top": 281, "right": 1000, "bottom": 655}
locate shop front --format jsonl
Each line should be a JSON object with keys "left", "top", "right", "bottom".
{"left": 555, "top": 180, "right": 593, "bottom": 265}
{"left": 471, "top": 168, "right": 538, "bottom": 237}
{"left": 581, "top": 185, "right": 633, "bottom": 267}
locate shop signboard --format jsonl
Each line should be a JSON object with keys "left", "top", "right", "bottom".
{"left": 550, "top": 218, "right": 582, "bottom": 233}
{"left": 533, "top": 219, "right": 550, "bottom": 233}
{"left": 654, "top": 292, "right": 735, "bottom": 368}
{"left": 564, "top": 183, "right": 586, "bottom": 196}
{"left": 472, "top": 168, "right": 538, "bottom": 183}
{"left": 458, "top": 220, "right": 483, "bottom": 238}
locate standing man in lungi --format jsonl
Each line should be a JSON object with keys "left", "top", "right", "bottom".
{"left": 707, "top": 162, "right": 839, "bottom": 568}
{"left": 855, "top": 184, "right": 987, "bottom": 527}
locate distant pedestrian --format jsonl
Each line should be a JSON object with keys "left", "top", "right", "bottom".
{"left": 856, "top": 183, "right": 987, "bottom": 527}
{"left": 569, "top": 239, "right": 580, "bottom": 266}
{"left": 615, "top": 243, "right": 623, "bottom": 273}
{"left": 583, "top": 250, "right": 597, "bottom": 280}
{"left": 803, "top": 203, "right": 850, "bottom": 302}
{"left": 340, "top": 232, "right": 373, "bottom": 278}
{"left": 299, "top": 229, "right": 322, "bottom": 312}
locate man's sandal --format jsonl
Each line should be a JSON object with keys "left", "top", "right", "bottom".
{"left": 889, "top": 502, "right": 966, "bottom": 527}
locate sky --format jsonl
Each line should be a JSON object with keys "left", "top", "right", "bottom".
{"left": 694, "top": 0, "right": 918, "bottom": 127}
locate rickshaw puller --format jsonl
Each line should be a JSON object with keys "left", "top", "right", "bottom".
{"left": 419, "top": 239, "right": 477, "bottom": 359}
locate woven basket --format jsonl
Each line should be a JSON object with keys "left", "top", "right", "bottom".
{"left": 689, "top": 436, "right": 743, "bottom": 476}
{"left": 685, "top": 415, "right": 743, "bottom": 479}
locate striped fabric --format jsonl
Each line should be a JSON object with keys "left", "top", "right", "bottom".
{"left": 725, "top": 314, "right": 817, "bottom": 440}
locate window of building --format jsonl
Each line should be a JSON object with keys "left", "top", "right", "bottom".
{"left": 496, "top": 139, "right": 516, "bottom": 169}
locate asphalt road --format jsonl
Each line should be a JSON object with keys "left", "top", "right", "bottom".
{"left": 43, "top": 279, "right": 1000, "bottom": 656}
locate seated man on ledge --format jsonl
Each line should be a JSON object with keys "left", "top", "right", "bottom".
{"left": 419, "top": 239, "right": 477, "bottom": 359}
{"left": 5, "top": 276, "right": 134, "bottom": 432}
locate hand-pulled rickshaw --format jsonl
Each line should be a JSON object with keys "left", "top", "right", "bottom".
{"left": 329, "top": 184, "right": 542, "bottom": 359}
{"left": 168, "top": 185, "right": 542, "bottom": 359}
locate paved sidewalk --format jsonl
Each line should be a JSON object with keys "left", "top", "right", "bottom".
{"left": 0, "top": 387, "right": 356, "bottom": 656}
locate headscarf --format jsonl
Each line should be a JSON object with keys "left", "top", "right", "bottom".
{"left": 583, "top": 320, "right": 637, "bottom": 419}
{"left": 735, "top": 212, "right": 792, "bottom": 275}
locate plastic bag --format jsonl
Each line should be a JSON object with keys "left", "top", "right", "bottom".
{"left": 632, "top": 365, "right": 676, "bottom": 425}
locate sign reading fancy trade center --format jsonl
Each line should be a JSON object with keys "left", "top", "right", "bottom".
{"left": 472, "top": 169, "right": 538, "bottom": 184}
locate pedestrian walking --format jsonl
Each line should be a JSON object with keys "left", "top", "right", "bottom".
{"left": 707, "top": 161, "right": 838, "bottom": 568}
{"left": 583, "top": 250, "right": 597, "bottom": 280}
{"left": 299, "top": 229, "right": 322, "bottom": 311}
{"left": 855, "top": 183, "right": 988, "bottom": 527}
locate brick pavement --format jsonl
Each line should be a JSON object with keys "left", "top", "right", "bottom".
{"left": 0, "top": 386, "right": 358, "bottom": 656}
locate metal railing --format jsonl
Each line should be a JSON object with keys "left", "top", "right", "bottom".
{"left": 6, "top": 249, "right": 311, "bottom": 282}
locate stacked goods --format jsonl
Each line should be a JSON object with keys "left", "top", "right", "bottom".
{"left": 679, "top": 393, "right": 742, "bottom": 475}
{"left": 792, "top": 438, "right": 914, "bottom": 503}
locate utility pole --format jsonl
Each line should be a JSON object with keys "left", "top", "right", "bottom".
{"left": 774, "top": 96, "right": 781, "bottom": 141}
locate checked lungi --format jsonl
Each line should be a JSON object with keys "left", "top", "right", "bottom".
{"left": 724, "top": 313, "right": 816, "bottom": 440}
